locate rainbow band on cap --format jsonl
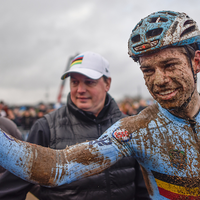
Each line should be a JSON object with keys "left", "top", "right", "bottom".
{"left": 61, "top": 55, "right": 84, "bottom": 79}
{"left": 70, "top": 55, "right": 84, "bottom": 68}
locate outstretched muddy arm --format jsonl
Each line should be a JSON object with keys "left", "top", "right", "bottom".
{"left": 0, "top": 121, "right": 132, "bottom": 187}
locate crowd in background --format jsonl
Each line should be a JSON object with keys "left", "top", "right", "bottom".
{"left": 0, "top": 101, "right": 55, "bottom": 140}
{"left": 117, "top": 96, "right": 154, "bottom": 116}
{"left": 0, "top": 96, "right": 154, "bottom": 140}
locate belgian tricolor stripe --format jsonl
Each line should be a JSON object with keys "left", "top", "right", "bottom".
{"left": 70, "top": 55, "right": 84, "bottom": 67}
{"left": 152, "top": 171, "right": 200, "bottom": 199}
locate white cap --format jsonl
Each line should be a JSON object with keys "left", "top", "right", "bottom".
{"left": 61, "top": 51, "right": 111, "bottom": 80}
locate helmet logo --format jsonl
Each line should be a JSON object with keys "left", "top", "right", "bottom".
{"left": 134, "top": 40, "right": 159, "bottom": 52}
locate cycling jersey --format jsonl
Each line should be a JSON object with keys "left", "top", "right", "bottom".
{"left": 0, "top": 102, "right": 200, "bottom": 200}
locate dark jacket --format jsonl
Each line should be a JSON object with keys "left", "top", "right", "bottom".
{"left": 0, "top": 94, "right": 150, "bottom": 200}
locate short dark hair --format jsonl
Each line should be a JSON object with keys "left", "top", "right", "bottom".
{"left": 177, "top": 45, "right": 196, "bottom": 61}
{"left": 102, "top": 76, "right": 110, "bottom": 83}
{"left": 185, "top": 45, "right": 196, "bottom": 59}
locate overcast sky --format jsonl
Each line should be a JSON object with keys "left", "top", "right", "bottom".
{"left": 1, "top": 0, "right": 200, "bottom": 105}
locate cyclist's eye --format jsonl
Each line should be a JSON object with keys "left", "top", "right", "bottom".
{"left": 164, "top": 63, "right": 175, "bottom": 70}
{"left": 141, "top": 68, "right": 154, "bottom": 75}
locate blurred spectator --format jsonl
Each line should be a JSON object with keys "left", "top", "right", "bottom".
{"left": 29, "top": 107, "right": 37, "bottom": 118}
{"left": 117, "top": 97, "right": 153, "bottom": 115}
{"left": 35, "top": 102, "right": 48, "bottom": 120}
{"left": 6, "top": 107, "right": 15, "bottom": 121}
{"left": 47, "top": 103, "right": 56, "bottom": 113}
{"left": 123, "top": 101, "right": 137, "bottom": 116}
{"left": 0, "top": 101, "right": 7, "bottom": 117}
{"left": 37, "top": 102, "right": 47, "bottom": 113}
{"left": 20, "top": 107, "right": 36, "bottom": 140}
{"left": 137, "top": 99, "right": 147, "bottom": 114}
{"left": 36, "top": 109, "right": 46, "bottom": 120}
{"left": 11, "top": 106, "right": 22, "bottom": 127}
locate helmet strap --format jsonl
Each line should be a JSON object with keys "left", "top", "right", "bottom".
{"left": 184, "top": 46, "right": 197, "bottom": 83}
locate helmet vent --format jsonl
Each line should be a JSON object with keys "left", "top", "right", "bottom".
{"left": 132, "top": 20, "right": 143, "bottom": 32}
{"left": 180, "top": 25, "right": 196, "bottom": 38}
{"left": 131, "top": 35, "right": 141, "bottom": 43}
{"left": 146, "top": 28, "right": 163, "bottom": 39}
{"left": 183, "top": 20, "right": 195, "bottom": 26}
{"left": 159, "top": 11, "right": 177, "bottom": 16}
{"left": 171, "top": 21, "right": 179, "bottom": 35}
{"left": 149, "top": 17, "right": 167, "bottom": 23}
{"left": 137, "top": 20, "right": 143, "bottom": 27}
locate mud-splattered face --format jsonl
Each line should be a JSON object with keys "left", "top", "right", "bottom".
{"left": 139, "top": 47, "right": 195, "bottom": 109}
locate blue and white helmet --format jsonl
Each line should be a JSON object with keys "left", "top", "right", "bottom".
{"left": 128, "top": 10, "right": 200, "bottom": 62}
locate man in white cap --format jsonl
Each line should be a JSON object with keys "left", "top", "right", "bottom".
{"left": 0, "top": 51, "right": 150, "bottom": 200}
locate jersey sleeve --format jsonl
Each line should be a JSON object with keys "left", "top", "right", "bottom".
{"left": 0, "top": 119, "right": 133, "bottom": 187}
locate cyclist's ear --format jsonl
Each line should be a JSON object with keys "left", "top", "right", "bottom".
{"left": 194, "top": 50, "right": 200, "bottom": 74}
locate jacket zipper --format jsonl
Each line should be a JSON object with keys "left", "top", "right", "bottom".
{"left": 98, "top": 124, "right": 101, "bottom": 137}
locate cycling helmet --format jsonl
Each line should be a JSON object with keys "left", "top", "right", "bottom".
{"left": 128, "top": 10, "right": 200, "bottom": 62}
